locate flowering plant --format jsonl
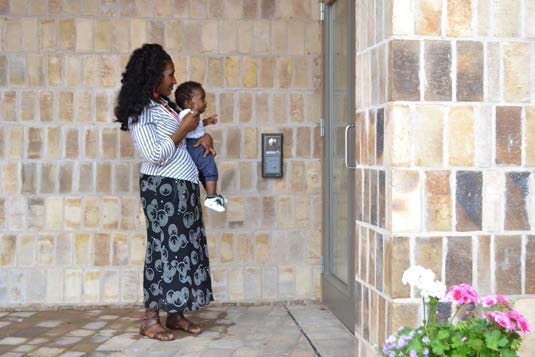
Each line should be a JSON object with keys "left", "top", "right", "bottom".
{"left": 381, "top": 265, "right": 531, "bottom": 356}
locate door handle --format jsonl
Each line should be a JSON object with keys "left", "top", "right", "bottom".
{"left": 344, "top": 124, "right": 357, "bottom": 169}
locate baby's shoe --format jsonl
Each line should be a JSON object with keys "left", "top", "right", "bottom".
{"left": 204, "top": 195, "right": 226, "bottom": 212}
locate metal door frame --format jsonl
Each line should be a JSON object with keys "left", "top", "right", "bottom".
{"left": 321, "top": 0, "right": 356, "bottom": 333}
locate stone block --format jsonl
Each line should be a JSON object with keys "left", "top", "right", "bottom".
{"left": 273, "top": 94, "right": 287, "bottom": 123}
{"left": 46, "top": 270, "right": 63, "bottom": 303}
{"left": 229, "top": 268, "right": 244, "bottom": 300}
{"left": 224, "top": 0, "right": 243, "bottom": 18}
{"left": 96, "top": 92, "right": 110, "bottom": 122}
{"left": 525, "top": 107, "right": 535, "bottom": 166}
{"left": 389, "top": 302, "right": 420, "bottom": 333}
{"left": 97, "top": 163, "right": 112, "bottom": 193}
{"left": 82, "top": 56, "right": 99, "bottom": 87}
{"left": 40, "top": 163, "right": 57, "bottom": 194}
{"left": 262, "top": 196, "right": 276, "bottom": 227}
{"left": 496, "top": 106, "right": 521, "bottom": 165}
{"left": 5, "top": 18, "right": 22, "bottom": 51}
{"left": 28, "top": 197, "right": 45, "bottom": 230}
{"left": 111, "top": 20, "right": 130, "bottom": 53}
{"left": 279, "top": 265, "right": 296, "bottom": 298}
{"left": 391, "top": 170, "right": 421, "bottom": 232}
{"left": 446, "top": 236, "right": 472, "bottom": 286}
{"left": 64, "top": 197, "right": 81, "bottom": 229}
{"left": 261, "top": 57, "right": 275, "bottom": 87}
{"left": 242, "top": 57, "right": 257, "bottom": 88}
{"left": 9, "top": 55, "right": 25, "bottom": 86}
{"left": 114, "top": 163, "right": 130, "bottom": 193}
{"left": 486, "top": 42, "right": 500, "bottom": 101}
{"left": 389, "top": 40, "right": 420, "bottom": 101}
{"left": 425, "top": 171, "right": 451, "bottom": 231}
{"left": 253, "top": 21, "right": 270, "bottom": 53}
{"left": 79, "top": 162, "right": 93, "bottom": 193}
{"left": 56, "top": 233, "right": 73, "bottom": 265}
{"left": 456, "top": 171, "right": 482, "bottom": 231}
{"left": 528, "top": 1, "right": 535, "bottom": 37}
{"left": 416, "top": 0, "right": 442, "bottom": 35}
{"left": 527, "top": 237, "right": 535, "bottom": 294}
{"left": 495, "top": 235, "right": 521, "bottom": 294}
{"left": 504, "top": 172, "right": 530, "bottom": 230}
{"left": 2, "top": 92, "right": 17, "bottom": 122}
{"left": 290, "top": 93, "right": 304, "bottom": 122}
{"left": 130, "top": 233, "right": 146, "bottom": 265}
{"left": 477, "top": 236, "right": 491, "bottom": 294}
{"left": 219, "top": 21, "right": 238, "bottom": 53}
{"left": 65, "top": 128, "right": 79, "bottom": 159}
{"left": 74, "top": 234, "right": 90, "bottom": 265}
{"left": 238, "top": 93, "right": 252, "bottom": 123}
{"left": 0, "top": 235, "right": 16, "bottom": 266}
{"left": 45, "top": 197, "right": 63, "bottom": 230}
{"left": 94, "top": 233, "right": 110, "bottom": 266}
{"left": 21, "top": 92, "right": 36, "bottom": 122}
{"left": 130, "top": 19, "right": 147, "bottom": 50}
{"left": 202, "top": 22, "right": 218, "bottom": 53}
{"left": 503, "top": 43, "right": 530, "bottom": 102}
{"left": 102, "top": 271, "right": 119, "bottom": 302}
{"left": 237, "top": 232, "right": 253, "bottom": 263}
{"left": 225, "top": 57, "right": 240, "bottom": 87}
{"left": 261, "top": 0, "right": 275, "bottom": 18}
{"left": 447, "top": 0, "right": 472, "bottom": 36}
{"left": 102, "top": 128, "right": 118, "bottom": 159}
{"left": 277, "top": 57, "right": 292, "bottom": 88}
{"left": 84, "top": 271, "right": 99, "bottom": 303}
{"left": 26, "top": 270, "right": 46, "bottom": 303}
{"left": 277, "top": 195, "right": 293, "bottom": 228}
{"left": 424, "top": 41, "right": 451, "bottom": 100}
{"left": 27, "top": 55, "right": 43, "bottom": 87}
{"left": 448, "top": 106, "right": 475, "bottom": 166}
{"left": 415, "top": 236, "right": 442, "bottom": 280}
{"left": 238, "top": 21, "right": 253, "bottom": 54}
{"left": 58, "top": 19, "right": 75, "bottom": 51}
{"left": 385, "top": 237, "right": 410, "bottom": 298}
{"left": 85, "top": 128, "right": 99, "bottom": 159}
{"left": 7, "top": 126, "right": 23, "bottom": 159}
{"left": 100, "top": 56, "right": 116, "bottom": 88}
{"left": 37, "top": 234, "right": 54, "bottom": 266}
{"left": 112, "top": 233, "right": 128, "bottom": 266}
{"left": 414, "top": 105, "right": 443, "bottom": 166}
{"left": 102, "top": 197, "right": 119, "bottom": 230}
{"left": 492, "top": 0, "right": 520, "bottom": 37}
{"left": 227, "top": 196, "right": 244, "bottom": 226}
{"left": 457, "top": 41, "right": 483, "bottom": 101}
{"left": 59, "top": 91, "right": 74, "bottom": 122}
{"left": 22, "top": 163, "right": 37, "bottom": 194}
{"left": 40, "top": 19, "right": 56, "bottom": 50}
{"left": 391, "top": 0, "right": 413, "bottom": 35}
{"left": 1, "top": 162, "right": 18, "bottom": 194}
{"left": 65, "top": 56, "right": 81, "bottom": 88}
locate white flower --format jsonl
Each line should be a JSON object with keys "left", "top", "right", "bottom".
{"left": 420, "top": 280, "right": 447, "bottom": 299}
{"left": 402, "top": 265, "right": 445, "bottom": 299}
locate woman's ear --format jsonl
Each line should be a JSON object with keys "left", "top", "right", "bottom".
{"left": 151, "top": 87, "right": 159, "bottom": 99}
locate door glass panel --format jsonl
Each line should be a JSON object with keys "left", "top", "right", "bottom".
{"left": 329, "top": 0, "right": 350, "bottom": 284}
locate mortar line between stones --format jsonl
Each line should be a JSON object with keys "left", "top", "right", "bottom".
{"left": 282, "top": 303, "right": 322, "bottom": 357}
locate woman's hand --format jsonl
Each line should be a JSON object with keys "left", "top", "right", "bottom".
{"left": 179, "top": 111, "right": 200, "bottom": 133}
{"left": 193, "top": 133, "right": 216, "bottom": 157}
{"left": 170, "top": 111, "right": 199, "bottom": 145}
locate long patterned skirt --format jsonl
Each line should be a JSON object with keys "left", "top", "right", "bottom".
{"left": 140, "top": 174, "right": 214, "bottom": 313}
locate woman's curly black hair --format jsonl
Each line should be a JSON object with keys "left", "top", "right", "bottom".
{"left": 114, "top": 43, "right": 176, "bottom": 131}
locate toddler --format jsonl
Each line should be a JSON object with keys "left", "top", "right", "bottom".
{"left": 175, "top": 81, "right": 227, "bottom": 212}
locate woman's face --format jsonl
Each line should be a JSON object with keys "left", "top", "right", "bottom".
{"left": 156, "top": 60, "right": 177, "bottom": 98}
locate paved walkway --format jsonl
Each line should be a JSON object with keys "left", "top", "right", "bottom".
{"left": 0, "top": 303, "right": 355, "bottom": 357}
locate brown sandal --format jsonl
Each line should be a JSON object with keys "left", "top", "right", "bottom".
{"left": 165, "top": 313, "right": 202, "bottom": 334}
{"left": 140, "top": 309, "right": 175, "bottom": 341}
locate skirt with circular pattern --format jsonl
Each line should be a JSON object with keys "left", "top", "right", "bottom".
{"left": 140, "top": 174, "right": 214, "bottom": 313}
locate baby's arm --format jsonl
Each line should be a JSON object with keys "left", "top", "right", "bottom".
{"left": 202, "top": 114, "right": 218, "bottom": 126}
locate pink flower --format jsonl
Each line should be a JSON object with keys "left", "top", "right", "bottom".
{"left": 508, "top": 310, "right": 531, "bottom": 336}
{"left": 484, "top": 311, "right": 516, "bottom": 332}
{"left": 445, "top": 284, "right": 481, "bottom": 305}
{"left": 482, "top": 294, "right": 511, "bottom": 308}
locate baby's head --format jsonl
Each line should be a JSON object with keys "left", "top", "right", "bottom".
{"left": 175, "top": 81, "right": 206, "bottom": 114}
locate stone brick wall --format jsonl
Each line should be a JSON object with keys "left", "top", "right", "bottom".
{"left": 0, "top": 0, "right": 323, "bottom": 309}
{"left": 355, "top": 0, "right": 535, "bottom": 355}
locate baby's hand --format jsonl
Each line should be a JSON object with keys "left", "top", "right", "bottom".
{"left": 204, "top": 115, "right": 218, "bottom": 125}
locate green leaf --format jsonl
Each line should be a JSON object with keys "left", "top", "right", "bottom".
{"left": 467, "top": 338, "right": 483, "bottom": 350}
{"left": 437, "top": 329, "right": 450, "bottom": 340}
{"left": 502, "top": 349, "right": 517, "bottom": 357}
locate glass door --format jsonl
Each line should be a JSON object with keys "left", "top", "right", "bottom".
{"left": 322, "top": 0, "right": 355, "bottom": 332}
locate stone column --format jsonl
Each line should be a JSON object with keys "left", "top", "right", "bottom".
{"left": 355, "top": 0, "right": 535, "bottom": 355}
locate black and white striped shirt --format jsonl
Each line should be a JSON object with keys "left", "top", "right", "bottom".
{"left": 129, "top": 98, "right": 199, "bottom": 183}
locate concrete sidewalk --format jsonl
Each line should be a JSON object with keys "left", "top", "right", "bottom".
{"left": 0, "top": 303, "right": 355, "bottom": 357}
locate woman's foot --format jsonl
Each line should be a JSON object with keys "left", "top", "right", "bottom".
{"left": 140, "top": 308, "right": 175, "bottom": 341}
{"left": 166, "top": 313, "right": 203, "bottom": 334}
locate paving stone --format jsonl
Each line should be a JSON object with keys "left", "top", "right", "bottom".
{"left": 0, "top": 337, "right": 28, "bottom": 345}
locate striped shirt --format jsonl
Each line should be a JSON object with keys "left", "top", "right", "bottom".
{"left": 129, "top": 98, "right": 199, "bottom": 183}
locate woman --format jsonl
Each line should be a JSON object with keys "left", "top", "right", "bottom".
{"left": 115, "top": 44, "right": 215, "bottom": 341}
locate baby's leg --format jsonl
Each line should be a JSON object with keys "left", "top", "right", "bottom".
{"left": 204, "top": 181, "right": 217, "bottom": 196}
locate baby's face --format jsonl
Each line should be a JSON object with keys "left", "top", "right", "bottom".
{"left": 191, "top": 88, "right": 207, "bottom": 114}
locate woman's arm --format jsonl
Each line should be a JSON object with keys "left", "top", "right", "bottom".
{"left": 171, "top": 110, "right": 200, "bottom": 145}
{"left": 131, "top": 118, "right": 176, "bottom": 166}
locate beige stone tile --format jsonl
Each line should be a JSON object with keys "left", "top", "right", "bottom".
{"left": 414, "top": 105, "right": 443, "bottom": 166}
{"left": 448, "top": 106, "right": 474, "bottom": 166}
{"left": 415, "top": 0, "right": 442, "bottom": 35}
{"left": 503, "top": 42, "right": 530, "bottom": 102}
{"left": 492, "top": 0, "right": 520, "bottom": 37}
